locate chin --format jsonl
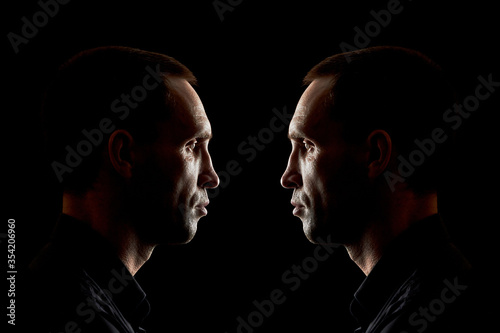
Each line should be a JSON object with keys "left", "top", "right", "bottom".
{"left": 300, "top": 207, "right": 324, "bottom": 241}
{"left": 303, "top": 225, "right": 323, "bottom": 244}
{"left": 153, "top": 224, "right": 197, "bottom": 245}
{"left": 301, "top": 211, "right": 354, "bottom": 245}
{"left": 302, "top": 217, "right": 323, "bottom": 244}
{"left": 165, "top": 214, "right": 199, "bottom": 245}
{"left": 135, "top": 210, "right": 198, "bottom": 246}
{"left": 177, "top": 222, "right": 198, "bottom": 244}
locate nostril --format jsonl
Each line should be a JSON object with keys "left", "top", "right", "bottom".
{"left": 203, "top": 182, "right": 216, "bottom": 188}
{"left": 281, "top": 175, "right": 292, "bottom": 189}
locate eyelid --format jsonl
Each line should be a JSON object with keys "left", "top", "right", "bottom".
{"left": 186, "top": 140, "right": 197, "bottom": 150}
{"left": 186, "top": 137, "right": 212, "bottom": 151}
{"left": 303, "top": 139, "right": 314, "bottom": 151}
{"left": 289, "top": 137, "right": 304, "bottom": 145}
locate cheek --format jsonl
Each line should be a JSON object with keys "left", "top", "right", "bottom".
{"left": 303, "top": 151, "right": 345, "bottom": 207}
{"left": 171, "top": 154, "right": 199, "bottom": 197}
{"left": 299, "top": 161, "right": 325, "bottom": 211}
{"left": 179, "top": 162, "right": 198, "bottom": 190}
{"left": 143, "top": 150, "right": 193, "bottom": 198}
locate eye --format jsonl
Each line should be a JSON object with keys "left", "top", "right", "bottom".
{"left": 186, "top": 141, "right": 197, "bottom": 151}
{"left": 303, "top": 140, "right": 313, "bottom": 152}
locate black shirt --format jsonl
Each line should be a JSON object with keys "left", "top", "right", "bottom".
{"left": 349, "top": 214, "right": 487, "bottom": 333}
{"left": 21, "top": 214, "right": 150, "bottom": 332}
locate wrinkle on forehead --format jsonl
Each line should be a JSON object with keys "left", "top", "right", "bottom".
{"left": 191, "top": 103, "right": 206, "bottom": 119}
{"left": 289, "top": 77, "right": 335, "bottom": 141}
{"left": 165, "top": 77, "right": 212, "bottom": 141}
{"left": 295, "top": 77, "right": 332, "bottom": 114}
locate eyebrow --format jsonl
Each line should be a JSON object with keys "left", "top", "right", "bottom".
{"left": 287, "top": 131, "right": 304, "bottom": 141}
{"left": 196, "top": 131, "right": 213, "bottom": 141}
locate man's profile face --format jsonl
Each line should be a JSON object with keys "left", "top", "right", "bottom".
{"left": 129, "top": 77, "right": 219, "bottom": 245}
{"left": 281, "top": 77, "right": 373, "bottom": 244}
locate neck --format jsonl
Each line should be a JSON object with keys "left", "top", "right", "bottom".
{"left": 62, "top": 190, "right": 154, "bottom": 276}
{"left": 344, "top": 190, "right": 438, "bottom": 276}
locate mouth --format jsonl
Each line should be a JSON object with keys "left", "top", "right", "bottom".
{"left": 195, "top": 201, "right": 210, "bottom": 216}
{"left": 291, "top": 200, "right": 305, "bottom": 216}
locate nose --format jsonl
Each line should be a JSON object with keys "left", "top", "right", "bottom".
{"left": 198, "top": 150, "right": 219, "bottom": 189}
{"left": 281, "top": 156, "right": 302, "bottom": 189}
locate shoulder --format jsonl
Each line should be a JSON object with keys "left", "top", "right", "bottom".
{"left": 368, "top": 267, "right": 486, "bottom": 333}
{"left": 21, "top": 242, "right": 133, "bottom": 332}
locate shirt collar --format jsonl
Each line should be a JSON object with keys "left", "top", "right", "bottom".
{"left": 52, "top": 214, "right": 151, "bottom": 328}
{"left": 349, "top": 214, "right": 449, "bottom": 329}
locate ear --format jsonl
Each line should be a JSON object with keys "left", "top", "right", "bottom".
{"left": 366, "top": 129, "right": 392, "bottom": 180}
{"left": 108, "top": 129, "right": 135, "bottom": 179}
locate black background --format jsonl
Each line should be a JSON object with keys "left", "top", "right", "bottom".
{"left": 4, "top": 0, "right": 499, "bottom": 332}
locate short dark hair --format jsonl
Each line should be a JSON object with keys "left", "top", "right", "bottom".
{"left": 42, "top": 46, "right": 196, "bottom": 192}
{"left": 304, "top": 46, "right": 457, "bottom": 193}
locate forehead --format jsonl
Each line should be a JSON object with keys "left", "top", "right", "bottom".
{"left": 164, "top": 77, "right": 211, "bottom": 142}
{"left": 289, "top": 77, "right": 335, "bottom": 141}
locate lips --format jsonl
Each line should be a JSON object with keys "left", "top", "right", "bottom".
{"left": 197, "top": 201, "right": 210, "bottom": 207}
{"left": 195, "top": 201, "right": 210, "bottom": 216}
{"left": 291, "top": 200, "right": 305, "bottom": 216}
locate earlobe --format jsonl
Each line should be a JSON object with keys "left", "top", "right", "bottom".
{"left": 367, "top": 129, "right": 392, "bottom": 179}
{"left": 108, "top": 129, "right": 135, "bottom": 179}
